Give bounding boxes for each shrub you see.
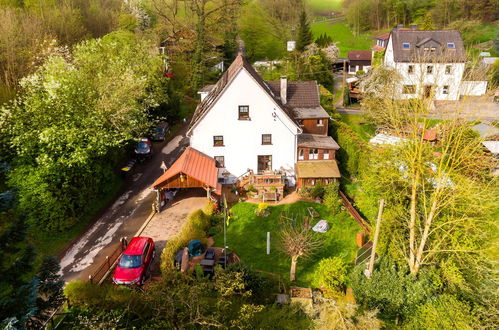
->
[323,181,341,214]
[313,257,347,296]
[161,207,211,271]
[258,203,268,211]
[310,183,325,199]
[247,184,256,192]
[299,187,311,197]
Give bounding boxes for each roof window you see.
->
[402,43,410,49]
[447,42,455,48]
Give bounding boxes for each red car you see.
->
[113,237,155,285]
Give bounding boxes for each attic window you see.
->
[430,47,436,52]
[447,42,455,48]
[402,43,410,49]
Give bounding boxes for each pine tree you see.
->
[36,256,64,313]
[296,10,313,51]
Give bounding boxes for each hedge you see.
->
[331,121,369,179]
[160,206,212,272]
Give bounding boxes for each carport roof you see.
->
[296,160,341,179]
[152,147,221,194]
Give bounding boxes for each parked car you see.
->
[113,237,155,285]
[135,138,152,158]
[151,122,170,142]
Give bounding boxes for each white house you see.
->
[187,54,340,192]
[384,29,468,101]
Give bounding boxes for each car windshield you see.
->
[137,142,149,150]
[118,254,142,268]
[154,127,164,133]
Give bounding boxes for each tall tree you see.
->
[296,9,313,52]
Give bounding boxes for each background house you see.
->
[348,51,372,74]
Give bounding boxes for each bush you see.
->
[313,257,347,296]
[161,207,211,271]
[350,257,442,321]
[310,183,325,199]
[298,187,311,197]
[323,181,341,214]
[224,263,276,304]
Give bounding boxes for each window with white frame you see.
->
[298,149,304,160]
[402,43,410,49]
[309,148,319,160]
[323,149,330,159]
[408,65,414,74]
[426,65,433,74]
[238,105,249,120]
[447,42,455,48]
[213,135,224,146]
[445,65,452,74]
[317,119,324,126]
[442,85,449,94]
[214,156,225,167]
[402,85,416,94]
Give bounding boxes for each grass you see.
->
[311,21,373,57]
[213,201,359,287]
[339,114,375,142]
[307,0,343,14]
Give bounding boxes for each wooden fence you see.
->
[339,190,371,234]
[88,237,128,284]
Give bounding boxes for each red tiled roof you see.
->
[152,147,221,194]
[348,51,372,61]
[372,45,385,51]
[374,32,390,40]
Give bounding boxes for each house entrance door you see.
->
[257,155,272,173]
[423,85,434,98]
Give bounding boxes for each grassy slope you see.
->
[213,201,359,287]
[339,114,375,142]
[307,0,343,13]
[311,21,373,57]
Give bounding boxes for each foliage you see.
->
[420,12,434,30]
[1,31,167,232]
[404,294,478,329]
[350,257,442,321]
[62,267,307,328]
[238,1,286,62]
[314,299,383,330]
[315,33,333,47]
[330,120,370,178]
[33,256,64,320]
[213,201,359,287]
[296,10,313,52]
[323,181,341,214]
[160,207,211,271]
[310,182,325,198]
[313,257,347,296]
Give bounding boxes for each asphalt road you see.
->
[58,124,190,283]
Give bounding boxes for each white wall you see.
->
[190,69,299,182]
[460,81,488,96]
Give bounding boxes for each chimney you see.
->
[280,76,287,104]
[410,24,418,31]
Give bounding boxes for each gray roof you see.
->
[198,84,215,93]
[266,81,321,108]
[298,134,340,149]
[391,30,466,63]
[472,123,499,139]
[292,107,330,119]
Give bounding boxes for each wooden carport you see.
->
[152,147,222,206]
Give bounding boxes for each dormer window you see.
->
[447,42,455,48]
[430,47,436,52]
[402,43,410,49]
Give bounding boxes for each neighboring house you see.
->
[188,54,340,196]
[372,25,415,52]
[348,51,372,74]
[384,29,468,101]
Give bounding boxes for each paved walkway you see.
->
[141,189,208,275]
[58,124,191,283]
[430,96,498,122]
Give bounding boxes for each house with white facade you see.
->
[384,29,470,101]
[186,54,340,200]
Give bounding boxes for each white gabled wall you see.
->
[190,69,299,183]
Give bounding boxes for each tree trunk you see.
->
[290,255,298,281]
[408,171,420,271]
[412,197,439,274]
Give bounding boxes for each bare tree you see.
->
[280,223,322,281]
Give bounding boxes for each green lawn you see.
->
[339,114,375,142]
[307,0,343,14]
[213,201,359,287]
[311,21,373,57]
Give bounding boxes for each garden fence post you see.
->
[267,232,270,255]
[366,199,384,278]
